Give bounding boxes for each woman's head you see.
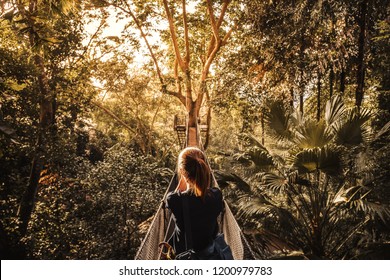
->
[178,147,211,200]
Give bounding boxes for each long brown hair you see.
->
[178,147,211,200]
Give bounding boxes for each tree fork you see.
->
[119,0,233,148]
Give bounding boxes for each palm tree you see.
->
[218,96,390,259]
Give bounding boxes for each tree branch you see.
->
[221,22,236,46]
[162,0,185,71]
[206,0,219,42]
[107,0,165,86]
[206,0,229,59]
[198,0,232,111]
[202,40,221,81]
[217,0,230,29]
[74,17,105,66]
[91,100,137,134]
[163,88,187,106]
[103,1,188,105]
[182,0,190,66]
[174,58,182,95]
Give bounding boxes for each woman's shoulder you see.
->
[166,191,186,209]
[210,186,222,194]
[209,187,222,200]
[167,191,179,202]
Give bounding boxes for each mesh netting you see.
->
[135,204,167,260]
[222,202,256,260]
[135,175,178,260]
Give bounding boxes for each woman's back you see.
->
[166,187,223,253]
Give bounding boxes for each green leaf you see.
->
[325,95,345,127]
[293,146,342,175]
[233,147,274,172]
[5,79,27,91]
[264,100,292,141]
[295,120,333,148]
[374,120,390,140]
[261,173,289,192]
[334,108,371,146]
[214,171,251,192]
[42,37,63,44]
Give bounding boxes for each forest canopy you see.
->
[0,0,389,260]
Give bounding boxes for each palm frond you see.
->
[261,172,289,193]
[351,200,390,224]
[334,107,372,146]
[325,95,345,127]
[233,147,274,172]
[288,171,312,187]
[237,195,307,247]
[333,185,390,223]
[237,195,275,217]
[293,146,343,176]
[290,108,304,127]
[269,153,288,168]
[374,120,390,139]
[295,120,333,148]
[238,133,268,150]
[264,100,293,141]
[317,146,344,176]
[214,171,251,193]
[333,185,366,204]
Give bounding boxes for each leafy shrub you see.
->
[26,144,172,259]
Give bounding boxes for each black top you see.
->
[166,187,223,253]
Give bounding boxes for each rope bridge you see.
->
[135,119,256,260]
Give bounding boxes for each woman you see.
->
[166,147,223,256]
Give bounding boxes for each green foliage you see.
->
[218,96,390,259]
[264,101,292,141]
[1,0,389,261]
[25,145,172,259]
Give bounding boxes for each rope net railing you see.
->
[135,121,256,260]
[135,174,178,260]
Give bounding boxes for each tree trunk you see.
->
[261,109,265,145]
[17,3,54,235]
[203,106,212,150]
[18,55,53,236]
[356,0,367,110]
[290,87,294,108]
[299,94,304,115]
[187,101,198,128]
[317,70,321,121]
[340,68,346,95]
[18,143,44,236]
[329,68,334,98]
[299,30,305,115]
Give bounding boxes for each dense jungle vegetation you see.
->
[1,0,389,259]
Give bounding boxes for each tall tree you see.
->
[4,0,78,235]
[100,0,236,146]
